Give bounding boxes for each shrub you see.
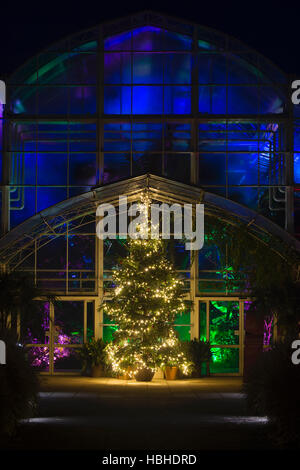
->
[0,329,39,438]
[78,338,107,375]
[183,339,212,377]
[244,337,300,448]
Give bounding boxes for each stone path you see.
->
[5,376,273,450]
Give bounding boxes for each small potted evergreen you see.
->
[161,343,185,380]
[78,338,106,377]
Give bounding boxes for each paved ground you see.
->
[4,376,273,451]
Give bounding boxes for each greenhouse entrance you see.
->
[25,300,95,375]
[198,299,244,376]
[4,173,292,378]
[24,297,244,376]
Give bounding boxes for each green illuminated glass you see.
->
[103,312,115,325]
[174,325,190,341]
[199,302,207,341]
[174,310,190,325]
[103,325,118,342]
[210,347,239,374]
[209,300,239,345]
[87,302,94,341]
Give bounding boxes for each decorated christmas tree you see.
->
[105,232,191,380]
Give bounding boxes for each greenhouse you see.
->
[0,11,300,375]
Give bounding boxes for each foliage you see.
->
[0,329,39,438]
[0,271,56,331]
[249,279,300,336]
[25,302,77,368]
[183,338,211,376]
[244,338,300,448]
[205,215,300,334]
[104,232,191,379]
[78,338,107,369]
[209,300,239,345]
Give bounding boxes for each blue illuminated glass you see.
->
[132,86,163,114]
[295,153,300,183]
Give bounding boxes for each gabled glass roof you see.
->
[0,174,299,272]
[8,11,287,90]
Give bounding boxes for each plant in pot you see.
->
[161,342,191,380]
[78,338,106,378]
[164,362,179,380]
[184,338,212,378]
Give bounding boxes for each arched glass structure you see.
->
[1,11,300,375]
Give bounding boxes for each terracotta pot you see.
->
[135,368,154,382]
[118,372,130,380]
[91,364,104,378]
[164,366,178,380]
[118,367,133,380]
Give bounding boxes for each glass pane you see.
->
[164,54,191,84]
[174,325,191,341]
[104,239,128,270]
[166,240,190,270]
[103,325,117,342]
[164,86,191,114]
[133,53,164,84]
[54,301,84,344]
[104,86,131,114]
[227,86,259,114]
[54,347,81,372]
[199,153,226,185]
[21,301,50,344]
[210,347,239,374]
[132,86,163,114]
[103,153,130,183]
[87,302,94,341]
[174,310,190,325]
[199,302,207,341]
[295,153,300,183]
[228,153,258,185]
[37,154,67,185]
[209,300,239,345]
[36,188,67,212]
[26,346,50,372]
[164,153,190,182]
[104,53,131,84]
[69,154,97,185]
[103,312,115,325]
[132,152,162,175]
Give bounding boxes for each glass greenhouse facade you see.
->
[1,11,300,375]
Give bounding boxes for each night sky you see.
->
[0,1,299,79]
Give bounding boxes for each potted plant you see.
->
[117,365,155,381]
[160,341,191,380]
[135,367,155,382]
[164,363,179,380]
[78,338,106,377]
[185,338,212,378]
[78,342,92,376]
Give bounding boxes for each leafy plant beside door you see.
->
[184,338,212,377]
[78,338,107,377]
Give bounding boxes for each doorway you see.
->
[198,299,244,375]
[24,300,94,375]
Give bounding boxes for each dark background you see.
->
[0,0,299,78]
